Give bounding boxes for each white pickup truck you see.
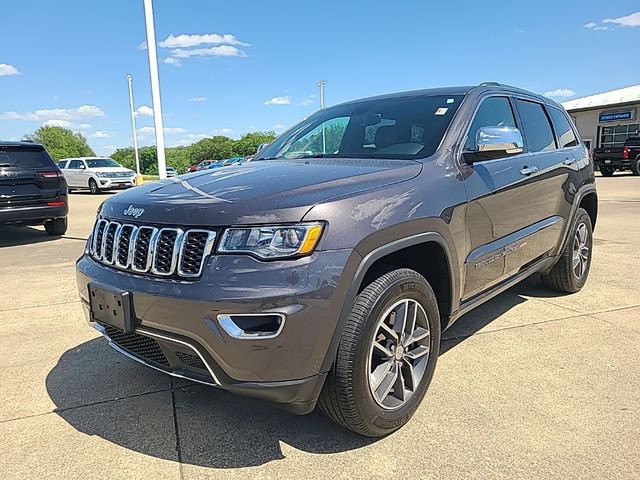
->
[57,157,136,194]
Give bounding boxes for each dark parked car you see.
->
[76,83,597,436]
[593,137,640,176]
[0,141,68,235]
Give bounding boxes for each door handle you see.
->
[520,165,539,176]
[563,157,576,166]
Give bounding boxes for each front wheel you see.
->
[319,268,441,437]
[88,178,100,194]
[599,166,615,177]
[541,208,593,293]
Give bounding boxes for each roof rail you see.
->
[479,81,502,87]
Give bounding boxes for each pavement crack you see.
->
[170,379,185,479]
[0,387,172,425]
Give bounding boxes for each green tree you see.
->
[188,136,235,164]
[232,131,276,157]
[27,126,94,160]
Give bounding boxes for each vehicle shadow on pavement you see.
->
[46,276,551,468]
[0,225,86,247]
[440,276,547,354]
[46,340,376,468]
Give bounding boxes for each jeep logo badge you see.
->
[123,205,145,219]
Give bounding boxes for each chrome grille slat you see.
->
[89,218,214,279]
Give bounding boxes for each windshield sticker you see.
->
[435,107,448,115]
[446,98,455,104]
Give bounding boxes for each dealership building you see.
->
[562,84,640,154]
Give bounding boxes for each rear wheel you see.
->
[318,268,441,437]
[44,217,67,236]
[599,166,615,177]
[88,178,100,194]
[631,159,640,176]
[541,208,592,293]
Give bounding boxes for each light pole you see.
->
[143,0,167,179]
[126,74,141,179]
[317,80,326,109]
[317,81,327,153]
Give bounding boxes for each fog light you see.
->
[217,313,285,339]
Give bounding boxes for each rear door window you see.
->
[0,146,56,169]
[549,107,579,148]
[57,160,68,169]
[515,99,557,153]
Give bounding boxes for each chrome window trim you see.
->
[177,230,216,278]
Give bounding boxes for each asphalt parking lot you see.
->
[1,175,639,480]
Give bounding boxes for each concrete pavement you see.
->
[1,177,639,479]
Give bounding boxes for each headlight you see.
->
[218,223,323,259]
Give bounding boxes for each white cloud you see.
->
[43,119,72,128]
[264,96,292,106]
[138,41,147,50]
[136,126,186,138]
[169,45,246,59]
[544,88,576,98]
[188,96,207,102]
[89,131,111,139]
[0,64,20,76]
[585,11,640,30]
[0,104,104,121]
[272,123,286,131]
[158,33,249,49]
[135,105,154,117]
[297,94,316,107]
[213,128,233,135]
[603,11,640,27]
[163,57,181,67]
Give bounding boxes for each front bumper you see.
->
[76,248,355,413]
[0,203,68,225]
[97,178,135,189]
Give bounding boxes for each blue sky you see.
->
[1,0,639,155]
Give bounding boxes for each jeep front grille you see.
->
[90,219,216,278]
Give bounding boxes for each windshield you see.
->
[0,146,55,169]
[86,158,121,168]
[256,94,464,161]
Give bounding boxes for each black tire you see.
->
[599,166,615,177]
[318,268,441,437]
[44,217,67,236]
[88,178,100,194]
[631,159,640,176]
[541,208,592,293]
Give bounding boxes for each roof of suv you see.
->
[0,140,45,148]
[334,83,562,109]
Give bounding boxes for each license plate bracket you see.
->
[88,282,134,333]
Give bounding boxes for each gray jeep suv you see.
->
[76,83,597,436]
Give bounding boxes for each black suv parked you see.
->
[0,141,68,235]
[76,83,597,436]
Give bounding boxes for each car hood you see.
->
[99,158,421,226]
[89,167,133,174]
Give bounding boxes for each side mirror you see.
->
[464,126,524,163]
[79,164,86,170]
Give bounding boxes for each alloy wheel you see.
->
[572,223,590,279]
[367,298,430,410]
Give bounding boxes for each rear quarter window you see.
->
[0,146,56,169]
[549,107,579,149]
[57,160,68,169]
